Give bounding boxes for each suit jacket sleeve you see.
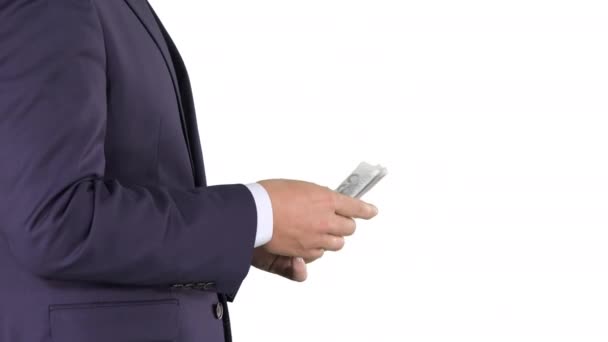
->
[0,0,256,297]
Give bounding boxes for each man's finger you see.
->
[334,193,378,219]
[329,216,357,236]
[270,256,307,282]
[289,257,307,282]
[303,249,325,263]
[319,235,345,252]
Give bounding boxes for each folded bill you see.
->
[336,162,387,198]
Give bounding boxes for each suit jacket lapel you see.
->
[123,0,196,180]
[146,5,207,187]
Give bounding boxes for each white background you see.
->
[150,1,608,341]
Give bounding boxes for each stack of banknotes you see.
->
[336,162,388,198]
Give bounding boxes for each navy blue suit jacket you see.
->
[0,1,257,341]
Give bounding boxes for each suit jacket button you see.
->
[214,302,224,320]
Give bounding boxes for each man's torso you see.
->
[0,1,230,341]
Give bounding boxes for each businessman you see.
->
[0,1,378,341]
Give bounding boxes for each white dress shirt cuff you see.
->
[245,183,274,248]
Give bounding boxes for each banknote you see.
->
[336,162,387,198]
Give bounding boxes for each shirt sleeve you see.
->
[245,183,274,247]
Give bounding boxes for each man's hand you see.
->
[257,179,378,263]
[252,248,307,282]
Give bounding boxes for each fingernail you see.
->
[296,257,305,264]
[368,204,378,215]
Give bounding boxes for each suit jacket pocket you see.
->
[49,299,179,342]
